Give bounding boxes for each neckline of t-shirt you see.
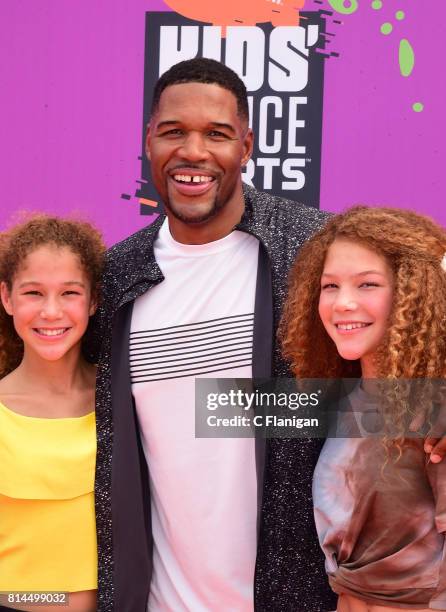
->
[351,381,381,409]
[158,218,254,256]
[0,400,95,421]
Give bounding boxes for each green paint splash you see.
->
[328,0,421,112]
[399,38,415,76]
[327,0,359,15]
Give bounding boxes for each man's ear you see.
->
[0,282,13,316]
[145,122,152,161]
[241,128,254,167]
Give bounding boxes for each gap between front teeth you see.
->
[173,175,213,183]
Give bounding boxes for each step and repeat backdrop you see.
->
[0,0,443,245]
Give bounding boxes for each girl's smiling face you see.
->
[0,245,96,363]
[318,239,394,378]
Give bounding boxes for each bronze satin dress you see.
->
[313,386,446,610]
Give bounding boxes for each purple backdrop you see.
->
[0,0,444,245]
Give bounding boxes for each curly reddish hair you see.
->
[0,214,105,378]
[279,206,446,447]
[279,206,446,380]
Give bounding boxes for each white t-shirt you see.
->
[130,219,259,612]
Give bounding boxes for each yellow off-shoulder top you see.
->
[0,401,97,591]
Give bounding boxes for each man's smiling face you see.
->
[146,82,253,242]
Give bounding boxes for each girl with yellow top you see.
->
[0,216,105,612]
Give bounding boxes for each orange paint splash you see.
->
[164,0,306,33]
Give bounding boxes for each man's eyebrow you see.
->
[209,122,236,134]
[156,120,180,129]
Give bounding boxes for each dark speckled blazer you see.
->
[91,185,337,612]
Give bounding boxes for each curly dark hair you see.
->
[0,214,105,377]
[279,206,446,447]
[151,58,249,122]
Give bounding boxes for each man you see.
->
[93,58,337,612]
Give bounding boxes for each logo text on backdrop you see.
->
[137,12,325,213]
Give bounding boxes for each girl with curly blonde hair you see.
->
[0,215,105,612]
[279,206,446,612]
